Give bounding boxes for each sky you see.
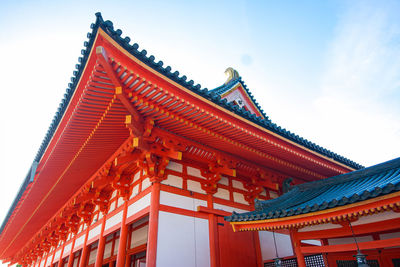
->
[0,0,400,264]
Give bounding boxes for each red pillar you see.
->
[43,252,49,267]
[67,236,76,267]
[59,241,66,267]
[116,201,129,267]
[291,230,306,267]
[207,194,219,267]
[50,246,57,267]
[78,226,90,267]
[94,215,107,267]
[146,182,161,267]
[253,232,263,267]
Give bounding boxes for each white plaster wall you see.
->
[259,231,293,260]
[156,211,210,267]
[380,231,400,240]
[187,166,205,179]
[187,180,205,194]
[88,224,101,240]
[302,240,322,246]
[233,192,248,204]
[117,196,124,208]
[133,171,141,183]
[105,211,123,231]
[232,180,245,190]
[53,248,62,262]
[127,192,151,217]
[63,243,72,257]
[166,161,183,172]
[219,176,229,186]
[214,188,230,200]
[142,177,151,190]
[130,184,139,198]
[159,191,207,211]
[74,234,85,249]
[328,236,373,245]
[131,225,148,248]
[161,174,183,188]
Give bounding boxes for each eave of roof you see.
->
[1,12,363,236]
[226,157,400,224]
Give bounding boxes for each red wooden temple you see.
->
[0,13,382,267]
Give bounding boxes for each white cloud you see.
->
[314,1,400,166]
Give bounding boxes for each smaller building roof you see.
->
[226,157,400,223]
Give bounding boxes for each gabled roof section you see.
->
[226,157,400,223]
[211,68,266,119]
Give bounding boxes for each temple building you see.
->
[1,13,395,267]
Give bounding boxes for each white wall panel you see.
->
[214,188,229,200]
[259,231,293,260]
[187,166,205,179]
[328,236,373,245]
[302,240,322,246]
[219,176,229,186]
[161,174,183,188]
[142,177,151,190]
[232,180,245,190]
[380,231,400,240]
[133,171,141,183]
[233,192,248,204]
[156,211,210,267]
[166,161,183,172]
[63,243,72,257]
[187,180,205,194]
[88,224,101,240]
[74,234,85,249]
[105,211,122,231]
[127,193,151,217]
[160,191,206,211]
[53,248,61,262]
[130,184,139,199]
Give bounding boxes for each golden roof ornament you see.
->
[224,67,239,85]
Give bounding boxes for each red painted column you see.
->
[50,246,57,267]
[59,241,66,267]
[207,194,219,267]
[291,230,306,267]
[94,215,107,267]
[78,226,91,267]
[253,231,263,267]
[115,201,129,267]
[67,236,77,267]
[146,182,161,267]
[43,252,49,267]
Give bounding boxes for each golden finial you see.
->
[224,67,239,85]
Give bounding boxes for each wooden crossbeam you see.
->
[96,46,144,135]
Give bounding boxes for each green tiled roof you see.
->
[226,157,400,223]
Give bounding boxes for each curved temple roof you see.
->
[226,157,400,223]
[1,13,362,236]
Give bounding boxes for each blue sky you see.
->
[0,1,400,262]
